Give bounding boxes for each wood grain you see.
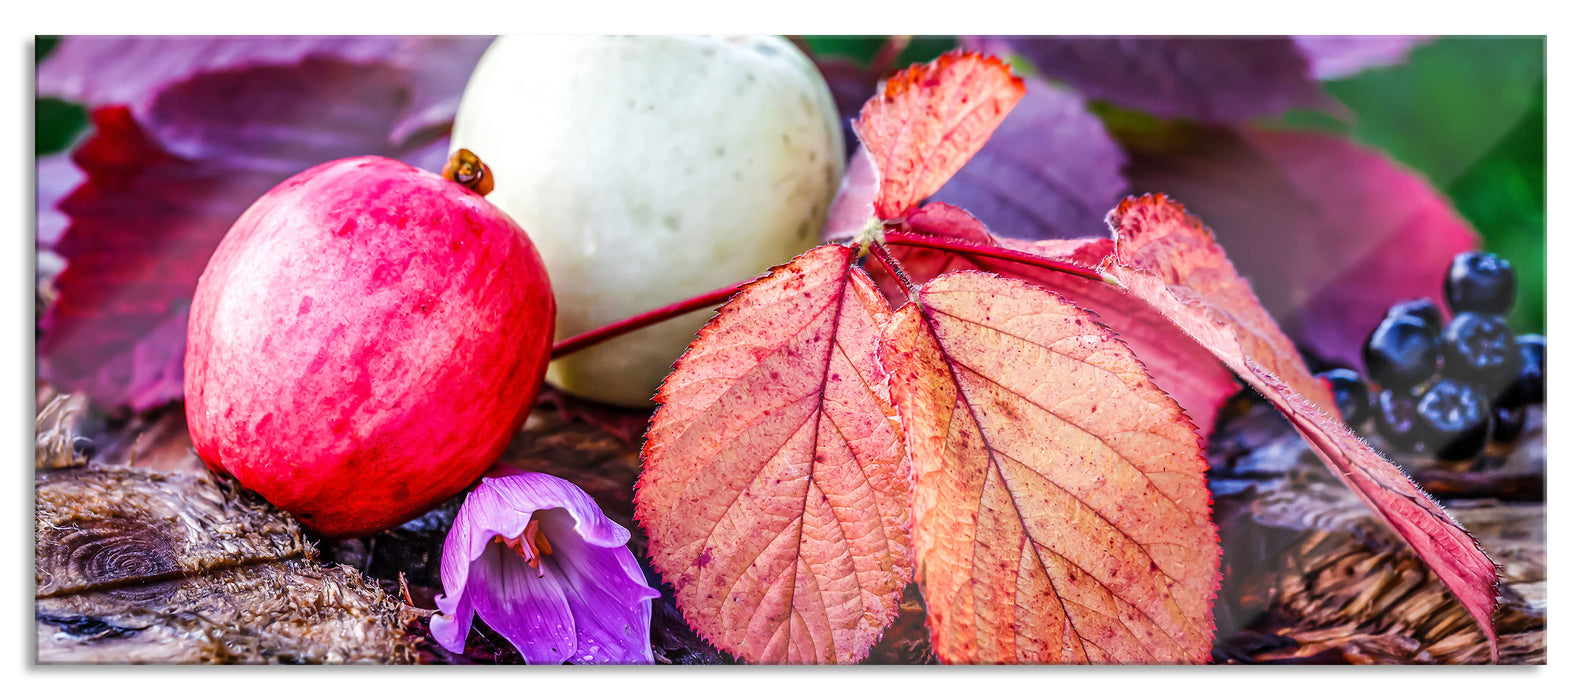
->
[34,400,421,664]
[1208,398,1545,664]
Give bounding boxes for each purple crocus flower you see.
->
[430,471,659,664]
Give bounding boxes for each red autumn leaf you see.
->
[855,50,1025,219]
[879,271,1220,664]
[635,244,911,664]
[1125,127,1479,372]
[876,203,1238,436]
[1100,195,1500,659]
[885,201,1100,295]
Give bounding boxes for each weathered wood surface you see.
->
[36,394,94,470]
[37,560,416,664]
[34,393,423,664]
[1207,394,1546,664]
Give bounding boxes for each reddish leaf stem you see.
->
[882,230,1105,282]
[868,242,919,301]
[549,282,745,360]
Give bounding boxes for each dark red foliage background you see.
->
[36,37,491,410]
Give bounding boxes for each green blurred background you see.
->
[35,37,85,156]
[35,35,1544,335]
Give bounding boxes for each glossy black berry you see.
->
[1384,297,1444,338]
[1492,404,1527,444]
[1364,315,1442,390]
[1415,378,1491,461]
[1444,251,1515,315]
[1374,387,1422,453]
[1442,312,1520,392]
[1496,334,1546,408]
[1318,368,1374,429]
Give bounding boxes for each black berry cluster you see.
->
[1320,251,1545,462]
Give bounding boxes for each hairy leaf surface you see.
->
[855,50,1024,219]
[1100,195,1499,658]
[636,244,911,664]
[877,204,1238,436]
[880,271,1220,664]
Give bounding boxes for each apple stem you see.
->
[443,149,495,196]
[868,242,919,301]
[550,282,746,360]
[882,231,1105,282]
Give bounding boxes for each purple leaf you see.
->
[927,80,1126,241]
[39,36,395,107]
[810,55,881,159]
[1124,126,1480,371]
[37,38,489,410]
[141,58,413,168]
[967,36,1335,123]
[1293,36,1432,80]
[37,35,491,146]
[819,146,878,243]
[37,154,81,250]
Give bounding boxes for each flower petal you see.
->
[470,541,579,664]
[484,472,631,548]
[432,471,659,663]
[437,480,536,596]
[429,580,477,653]
[539,510,660,664]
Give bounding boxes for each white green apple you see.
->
[451,35,845,407]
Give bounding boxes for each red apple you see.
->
[184,155,555,537]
